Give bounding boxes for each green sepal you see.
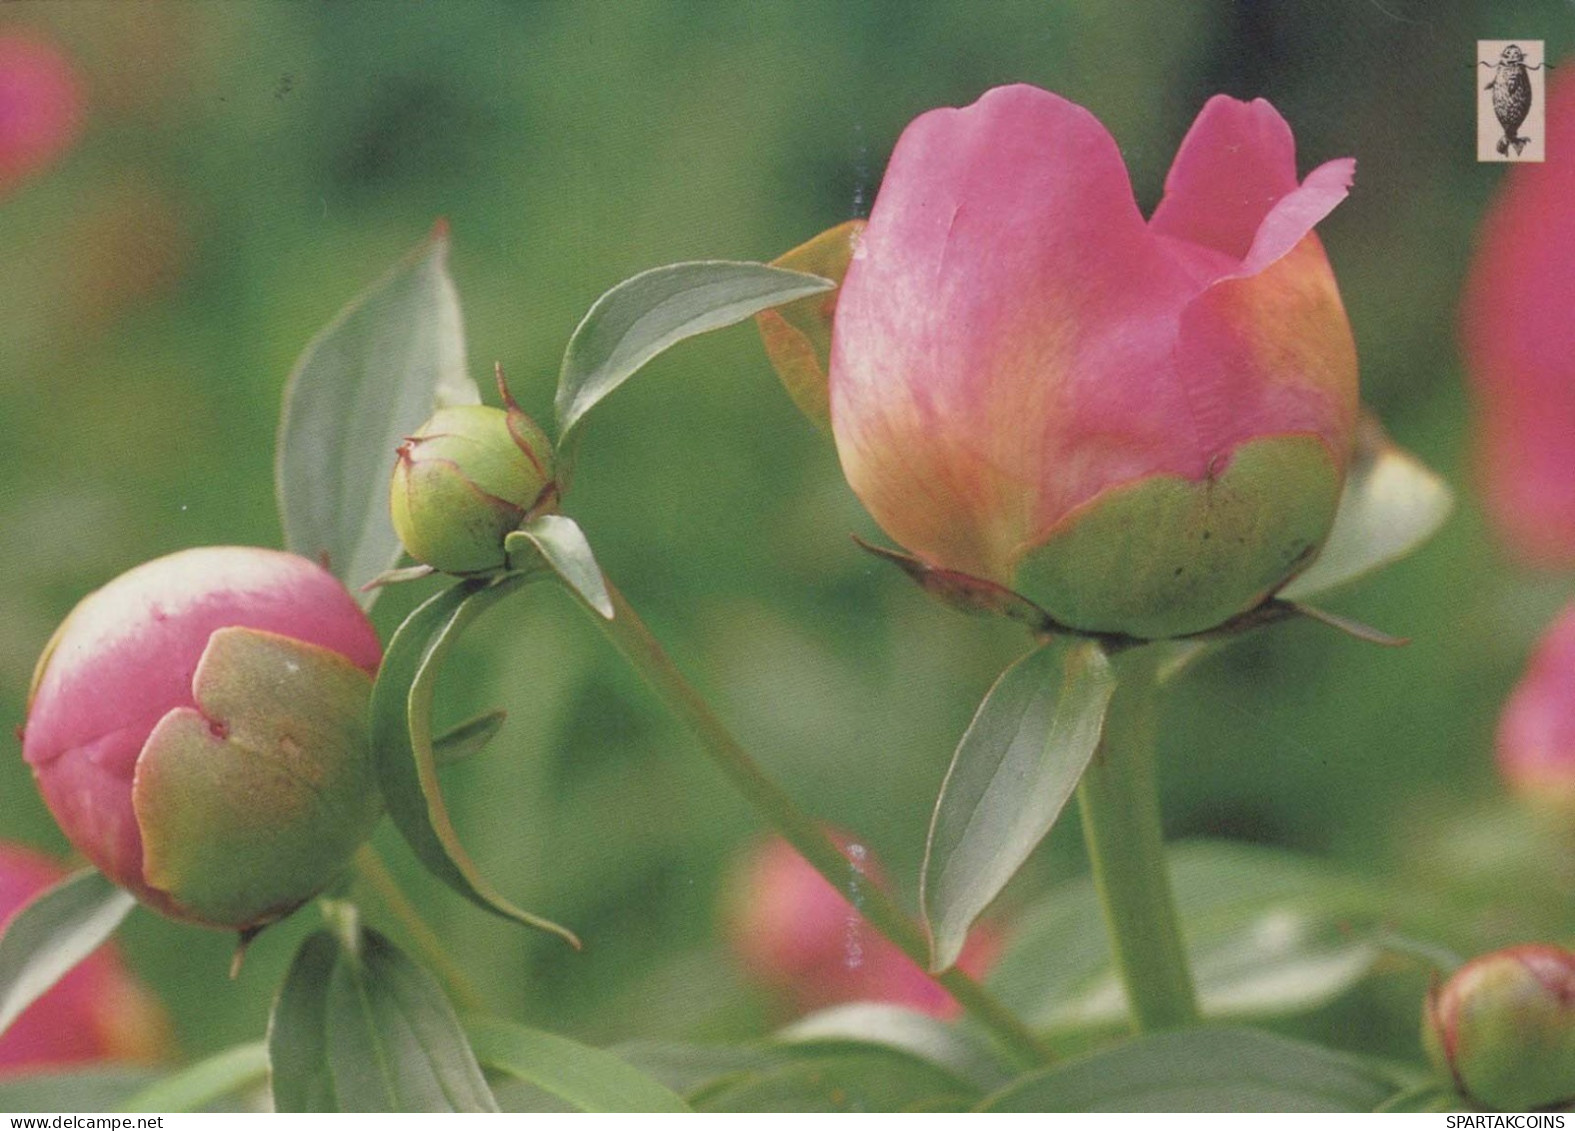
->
[1016,435,1342,640]
[504,515,613,619]
[133,628,380,928]
[754,220,865,430]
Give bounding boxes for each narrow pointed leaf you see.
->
[326,929,498,1112]
[555,261,833,444]
[371,577,579,946]
[432,709,507,766]
[465,1016,691,1113]
[922,641,1116,972]
[0,868,135,1038]
[120,1042,268,1114]
[268,930,340,1112]
[978,1028,1398,1112]
[277,224,480,604]
[1279,418,1452,600]
[505,516,613,619]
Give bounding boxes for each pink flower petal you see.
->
[833,84,1199,581]
[1150,95,1301,262]
[0,32,83,195]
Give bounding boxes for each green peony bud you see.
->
[1424,944,1575,1111]
[389,374,555,575]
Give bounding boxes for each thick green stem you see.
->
[1076,650,1199,1033]
[590,580,1049,1069]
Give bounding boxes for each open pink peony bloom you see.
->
[1498,600,1575,806]
[23,547,384,929]
[0,31,83,197]
[1462,63,1575,566]
[832,85,1359,638]
[0,842,169,1078]
[727,835,998,1018]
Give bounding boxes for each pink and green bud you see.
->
[389,394,555,575]
[0,31,82,198]
[1498,601,1575,808]
[1462,64,1575,566]
[830,85,1358,639]
[0,843,170,1077]
[1424,944,1575,1111]
[21,547,384,931]
[725,835,998,1019]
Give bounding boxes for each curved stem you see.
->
[1075,650,1199,1032]
[589,580,1049,1069]
[352,844,484,1013]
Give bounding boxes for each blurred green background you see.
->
[2,0,1572,1075]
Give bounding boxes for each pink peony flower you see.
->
[0,842,168,1078]
[0,31,83,196]
[22,547,384,929]
[1497,600,1575,806]
[1462,63,1575,565]
[727,835,998,1018]
[831,85,1359,638]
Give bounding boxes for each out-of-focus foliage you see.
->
[1,0,1570,1077]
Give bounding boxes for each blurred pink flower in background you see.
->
[0,843,168,1078]
[1462,62,1575,566]
[0,30,83,197]
[1498,600,1575,807]
[726,835,999,1018]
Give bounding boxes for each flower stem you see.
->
[590,580,1049,1069]
[352,843,484,1012]
[1075,649,1199,1032]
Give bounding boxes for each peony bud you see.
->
[830,85,1358,639]
[1462,63,1575,566]
[0,843,169,1078]
[389,394,555,575]
[0,32,83,197]
[1423,944,1575,1111]
[726,835,997,1018]
[1497,601,1575,807]
[21,547,384,930]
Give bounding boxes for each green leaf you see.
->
[921,640,1116,971]
[268,930,339,1112]
[276,224,480,604]
[120,1042,269,1114]
[465,1016,691,1112]
[0,867,136,1038]
[989,840,1387,1030]
[325,928,498,1112]
[432,709,507,766]
[504,515,613,619]
[1279,418,1453,600]
[979,1028,1399,1112]
[779,1004,1014,1093]
[695,1048,979,1113]
[554,261,833,446]
[0,1069,157,1112]
[371,577,579,945]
